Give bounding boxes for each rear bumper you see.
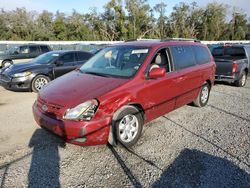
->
[215,73,240,82]
[32,102,112,146]
[215,75,235,82]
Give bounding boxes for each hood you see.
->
[0,51,14,58]
[3,62,46,74]
[0,53,7,59]
[39,70,129,107]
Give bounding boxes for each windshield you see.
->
[80,46,150,78]
[32,52,59,64]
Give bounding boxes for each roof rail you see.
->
[161,38,200,43]
[125,38,160,42]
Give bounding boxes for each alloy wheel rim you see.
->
[4,62,11,67]
[201,86,209,104]
[35,77,48,91]
[118,114,139,143]
[241,74,246,86]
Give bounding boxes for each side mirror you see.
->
[148,67,166,79]
[14,51,19,54]
[55,60,64,66]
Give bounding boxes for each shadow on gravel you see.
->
[152,148,250,187]
[0,152,32,188]
[107,144,143,188]
[208,105,250,123]
[163,116,250,169]
[28,129,65,188]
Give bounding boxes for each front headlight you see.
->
[12,71,32,78]
[63,99,98,121]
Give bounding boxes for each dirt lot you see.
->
[0,82,250,187]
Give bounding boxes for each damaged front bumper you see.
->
[32,102,112,146]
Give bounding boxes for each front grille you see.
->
[37,97,65,118]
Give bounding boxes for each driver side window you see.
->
[149,48,171,73]
[19,46,29,54]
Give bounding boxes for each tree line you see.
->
[0,0,249,41]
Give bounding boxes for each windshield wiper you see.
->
[83,71,110,77]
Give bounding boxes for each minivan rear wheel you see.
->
[31,75,51,93]
[112,106,143,148]
[193,83,210,107]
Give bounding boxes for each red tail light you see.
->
[232,62,238,73]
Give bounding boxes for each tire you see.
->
[235,71,247,87]
[193,83,210,107]
[112,106,143,148]
[31,75,51,93]
[2,60,13,68]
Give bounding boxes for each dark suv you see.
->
[0,44,51,68]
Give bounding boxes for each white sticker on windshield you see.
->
[52,54,59,56]
[132,49,148,54]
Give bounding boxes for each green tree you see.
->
[105,0,127,40]
[201,3,228,40]
[0,9,9,40]
[33,10,54,40]
[169,2,191,38]
[67,10,92,40]
[4,8,35,40]
[230,11,248,40]
[125,0,153,39]
[53,11,68,40]
[154,2,167,38]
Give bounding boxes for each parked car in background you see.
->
[212,45,250,87]
[33,40,215,148]
[0,50,93,92]
[0,44,52,68]
[90,47,105,54]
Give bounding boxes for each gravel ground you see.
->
[0,81,249,188]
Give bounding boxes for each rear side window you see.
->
[59,53,75,63]
[193,46,211,65]
[29,46,39,53]
[171,46,196,70]
[77,52,93,61]
[40,45,50,53]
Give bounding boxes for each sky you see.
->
[0,0,249,17]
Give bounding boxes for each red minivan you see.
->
[33,40,215,147]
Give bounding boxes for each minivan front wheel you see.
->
[112,106,143,148]
[31,75,51,93]
[193,83,210,107]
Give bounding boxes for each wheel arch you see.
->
[108,103,145,146]
[206,79,212,88]
[244,68,248,75]
[1,59,13,66]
